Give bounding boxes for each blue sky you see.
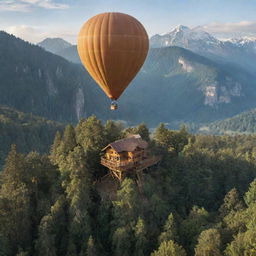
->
[1,0,256,43]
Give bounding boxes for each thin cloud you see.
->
[0,0,69,12]
[4,25,76,44]
[202,21,256,38]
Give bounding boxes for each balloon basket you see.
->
[110,101,118,110]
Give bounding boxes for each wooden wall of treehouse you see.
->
[105,147,148,163]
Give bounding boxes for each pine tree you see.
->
[35,215,57,256]
[134,217,148,256]
[112,226,132,256]
[62,124,77,154]
[2,144,27,184]
[151,240,187,256]
[65,146,92,254]
[219,188,244,218]
[135,123,150,142]
[105,120,123,143]
[244,179,256,207]
[0,183,31,255]
[50,131,62,165]
[113,178,139,227]
[158,213,178,244]
[86,236,98,256]
[195,228,222,256]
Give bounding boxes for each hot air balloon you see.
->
[77,12,149,110]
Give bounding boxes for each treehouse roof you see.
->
[102,134,148,153]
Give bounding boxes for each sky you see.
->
[1,0,256,44]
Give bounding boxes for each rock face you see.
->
[178,57,193,72]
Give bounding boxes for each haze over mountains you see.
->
[1,25,256,130]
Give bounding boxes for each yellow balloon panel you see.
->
[77,12,149,100]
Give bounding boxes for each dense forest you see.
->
[0,116,256,256]
[197,108,256,135]
[0,105,64,167]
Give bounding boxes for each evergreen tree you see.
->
[158,213,178,244]
[35,215,57,256]
[112,226,132,256]
[2,144,27,184]
[225,229,256,256]
[195,229,222,256]
[113,178,139,227]
[36,196,68,256]
[135,123,150,142]
[151,240,187,256]
[180,206,210,254]
[219,188,244,218]
[50,131,62,165]
[86,236,98,256]
[65,146,92,254]
[134,217,148,256]
[62,124,77,154]
[0,183,31,255]
[244,179,256,207]
[76,116,105,152]
[105,120,123,143]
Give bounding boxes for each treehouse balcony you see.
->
[101,155,161,172]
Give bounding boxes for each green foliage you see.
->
[112,226,133,256]
[0,106,64,167]
[194,228,222,256]
[244,179,256,206]
[86,236,98,256]
[154,123,189,154]
[200,109,256,135]
[1,117,256,256]
[225,229,256,256]
[151,240,187,256]
[158,213,178,244]
[219,188,244,218]
[134,217,148,256]
[180,206,211,254]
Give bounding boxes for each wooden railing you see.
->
[101,156,161,172]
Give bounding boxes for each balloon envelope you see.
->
[77,12,149,100]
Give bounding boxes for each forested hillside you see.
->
[1,116,256,256]
[197,108,256,134]
[36,35,256,126]
[0,105,64,166]
[0,31,109,123]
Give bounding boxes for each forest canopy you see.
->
[0,116,256,256]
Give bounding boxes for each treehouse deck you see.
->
[101,155,161,180]
[100,134,161,181]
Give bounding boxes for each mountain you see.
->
[1,31,256,128]
[0,31,109,123]
[196,108,256,135]
[57,45,81,63]
[0,105,64,166]
[226,36,256,54]
[150,26,256,74]
[150,25,222,53]
[38,38,72,54]
[116,46,256,126]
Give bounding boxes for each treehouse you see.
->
[101,134,161,181]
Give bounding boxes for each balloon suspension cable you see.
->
[110,100,118,110]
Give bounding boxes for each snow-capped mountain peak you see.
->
[150,25,220,50]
